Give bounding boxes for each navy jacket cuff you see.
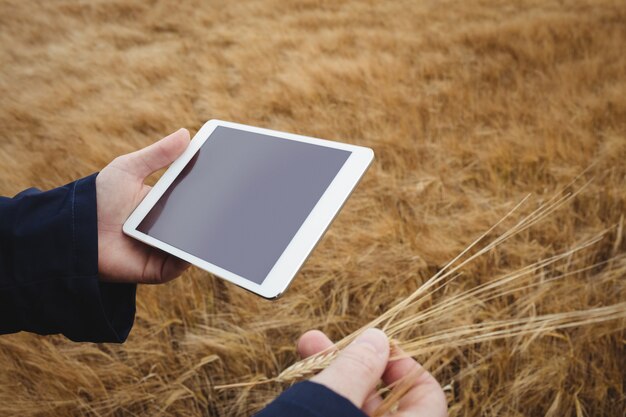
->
[73,174,136,342]
[0,173,136,343]
[254,381,366,417]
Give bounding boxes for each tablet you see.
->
[123,120,374,299]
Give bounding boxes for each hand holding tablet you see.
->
[123,120,374,298]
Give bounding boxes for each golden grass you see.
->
[0,0,625,416]
[216,188,624,392]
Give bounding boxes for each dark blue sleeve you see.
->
[0,173,136,343]
[255,381,366,417]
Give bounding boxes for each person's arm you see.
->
[255,329,448,417]
[0,174,136,342]
[255,381,367,417]
[0,128,190,342]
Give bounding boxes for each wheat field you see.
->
[0,0,625,416]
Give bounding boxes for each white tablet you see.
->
[123,120,374,299]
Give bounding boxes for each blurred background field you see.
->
[0,0,624,416]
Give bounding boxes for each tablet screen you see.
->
[137,126,351,285]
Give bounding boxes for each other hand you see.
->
[298,328,447,417]
[96,128,191,284]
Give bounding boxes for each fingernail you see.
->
[354,328,388,358]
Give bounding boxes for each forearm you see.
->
[0,174,136,342]
[254,381,366,417]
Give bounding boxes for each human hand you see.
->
[298,329,447,417]
[96,128,191,284]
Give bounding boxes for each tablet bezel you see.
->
[123,119,374,299]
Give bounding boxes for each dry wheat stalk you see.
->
[215,182,625,394]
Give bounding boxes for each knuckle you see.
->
[111,154,130,167]
[112,154,128,164]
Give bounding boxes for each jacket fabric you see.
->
[0,174,364,417]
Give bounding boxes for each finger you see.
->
[119,128,190,179]
[160,255,190,283]
[311,328,389,408]
[382,348,447,417]
[297,330,334,358]
[140,248,189,284]
[299,331,385,415]
[361,391,384,416]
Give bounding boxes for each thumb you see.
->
[119,128,190,179]
[311,328,389,408]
